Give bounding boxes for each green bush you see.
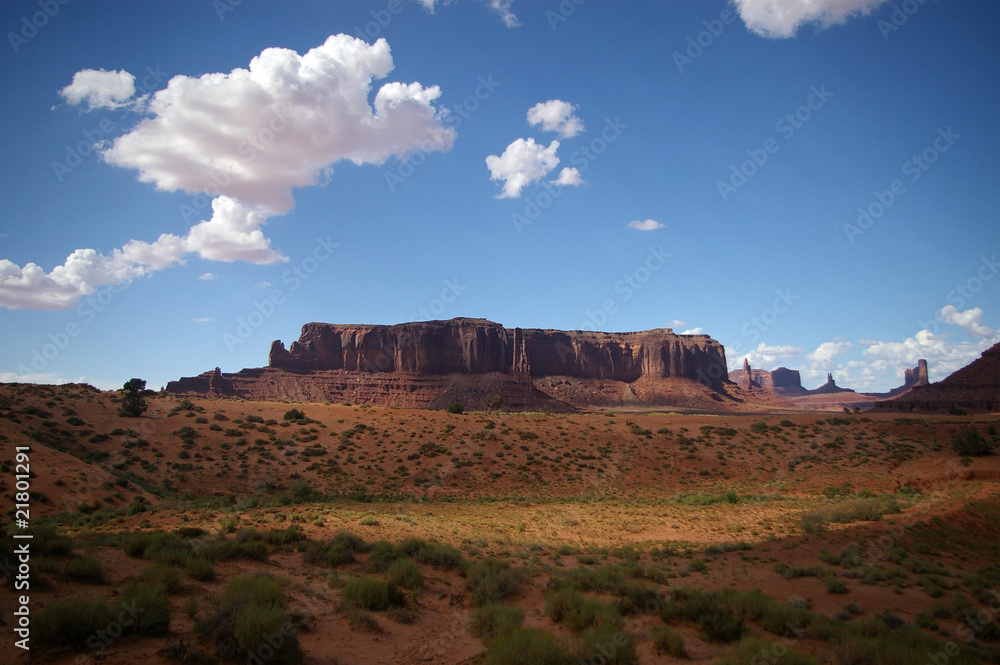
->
[487,627,568,665]
[466,558,524,606]
[121,582,172,636]
[185,556,216,581]
[951,429,993,456]
[341,575,402,611]
[386,557,423,591]
[545,587,621,633]
[401,538,465,569]
[366,540,401,572]
[468,603,525,646]
[573,624,637,665]
[650,625,686,657]
[35,597,111,649]
[64,556,104,583]
[447,402,465,414]
[825,577,849,594]
[141,564,183,594]
[196,575,300,664]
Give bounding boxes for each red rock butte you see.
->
[166,318,750,411]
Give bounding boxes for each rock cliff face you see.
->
[875,343,1000,413]
[168,318,736,410]
[267,318,727,385]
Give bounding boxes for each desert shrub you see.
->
[573,624,637,665]
[545,587,621,633]
[714,636,817,665]
[650,625,686,657]
[365,540,402,572]
[951,429,993,456]
[122,532,155,557]
[466,558,525,606]
[826,577,849,594]
[35,597,111,649]
[386,557,423,591]
[468,603,525,646]
[403,539,465,569]
[834,624,979,665]
[341,575,403,611]
[30,524,73,556]
[487,627,568,665]
[283,408,306,421]
[447,402,465,414]
[176,526,206,539]
[141,564,183,594]
[304,532,367,568]
[185,556,216,581]
[121,582,172,636]
[196,575,300,664]
[64,556,104,583]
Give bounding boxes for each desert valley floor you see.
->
[2,383,1000,664]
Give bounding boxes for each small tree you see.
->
[482,394,504,413]
[951,429,993,456]
[447,402,465,414]
[120,378,149,417]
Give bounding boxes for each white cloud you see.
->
[417,0,518,26]
[939,305,996,338]
[729,342,803,370]
[104,35,454,214]
[0,196,285,310]
[198,272,218,281]
[680,327,704,335]
[255,281,272,289]
[732,0,890,38]
[807,339,853,367]
[193,317,214,323]
[667,319,687,329]
[627,219,665,232]
[526,100,584,138]
[551,167,584,187]
[485,138,560,198]
[60,69,136,110]
[863,328,1000,382]
[3,35,451,310]
[0,371,80,385]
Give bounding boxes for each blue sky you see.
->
[1,0,998,393]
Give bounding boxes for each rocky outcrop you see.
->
[875,343,1000,413]
[727,365,807,396]
[168,318,740,410]
[810,373,853,395]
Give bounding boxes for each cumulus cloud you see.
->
[732,0,890,38]
[527,100,584,138]
[198,272,218,281]
[627,219,665,232]
[667,319,688,329]
[104,35,454,214]
[3,35,452,310]
[807,339,853,367]
[60,69,136,110]
[551,167,584,187]
[0,196,284,309]
[680,327,704,335]
[485,138,560,198]
[939,305,996,338]
[729,342,803,369]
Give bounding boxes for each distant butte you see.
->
[166,318,779,412]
